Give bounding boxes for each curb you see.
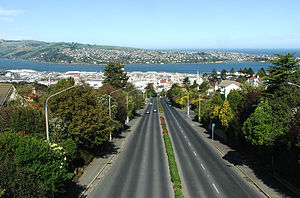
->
[80,108,146,197]
[176,106,272,198]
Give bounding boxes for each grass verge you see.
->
[160,114,184,198]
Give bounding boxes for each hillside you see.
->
[0,39,138,64]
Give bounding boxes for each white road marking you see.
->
[193,151,197,156]
[188,142,191,146]
[212,183,220,194]
[201,163,205,170]
[184,135,187,139]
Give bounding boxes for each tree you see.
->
[145,83,156,97]
[242,99,277,146]
[50,77,74,94]
[266,53,298,94]
[103,62,129,89]
[247,67,254,77]
[230,68,235,75]
[210,68,218,82]
[48,85,114,150]
[227,89,243,113]
[9,107,45,139]
[218,99,234,129]
[221,69,227,80]
[183,77,190,86]
[257,68,267,78]
[0,132,71,194]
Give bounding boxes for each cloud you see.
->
[0,7,24,22]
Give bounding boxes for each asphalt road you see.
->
[88,98,173,198]
[160,98,265,198]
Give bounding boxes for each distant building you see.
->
[217,80,241,98]
[0,83,16,107]
[247,76,265,87]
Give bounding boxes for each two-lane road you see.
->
[88,98,173,198]
[161,98,265,198]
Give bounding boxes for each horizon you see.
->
[1,0,300,49]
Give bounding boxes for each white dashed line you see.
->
[201,163,205,170]
[193,151,197,156]
[188,142,191,146]
[184,135,187,139]
[212,183,220,194]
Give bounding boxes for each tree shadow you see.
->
[61,182,87,198]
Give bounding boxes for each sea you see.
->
[0,49,298,74]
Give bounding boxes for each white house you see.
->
[217,80,241,98]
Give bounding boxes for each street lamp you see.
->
[108,87,124,141]
[45,83,82,143]
[287,82,300,88]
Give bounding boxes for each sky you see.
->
[0,0,300,49]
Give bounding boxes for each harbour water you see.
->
[0,58,273,74]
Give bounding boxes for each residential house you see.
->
[217,80,241,98]
[0,83,15,107]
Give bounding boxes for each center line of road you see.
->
[212,183,220,194]
[184,135,187,139]
[188,142,191,146]
[193,151,197,156]
[201,163,205,170]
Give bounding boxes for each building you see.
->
[0,83,15,107]
[217,80,241,98]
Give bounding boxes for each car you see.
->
[153,109,157,113]
[146,111,150,114]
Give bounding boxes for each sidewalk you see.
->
[66,109,144,198]
[177,107,299,198]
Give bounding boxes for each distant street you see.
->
[88,98,173,198]
[160,98,265,198]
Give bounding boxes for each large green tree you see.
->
[0,133,71,195]
[103,62,129,89]
[48,85,114,150]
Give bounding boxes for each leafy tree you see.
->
[0,133,71,194]
[103,61,129,89]
[198,81,210,94]
[9,107,45,139]
[242,99,277,146]
[218,99,234,129]
[145,83,157,97]
[0,159,47,198]
[50,77,74,94]
[236,75,247,83]
[48,85,114,150]
[0,107,13,134]
[227,89,243,113]
[183,77,190,86]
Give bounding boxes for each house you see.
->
[248,76,265,87]
[0,83,16,107]
[217,80,241,98]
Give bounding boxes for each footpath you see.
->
[66,109,144,198]
[178,107,300,198]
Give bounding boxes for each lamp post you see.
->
[182,88,190,116]
[198,93,201,122]
[287,82,300,88]
[45,84,81,143]
[108,88,124,141]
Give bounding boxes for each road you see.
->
[160,98,265,198]
[87,98,173,198]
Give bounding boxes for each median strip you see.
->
[159,99,184,198]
